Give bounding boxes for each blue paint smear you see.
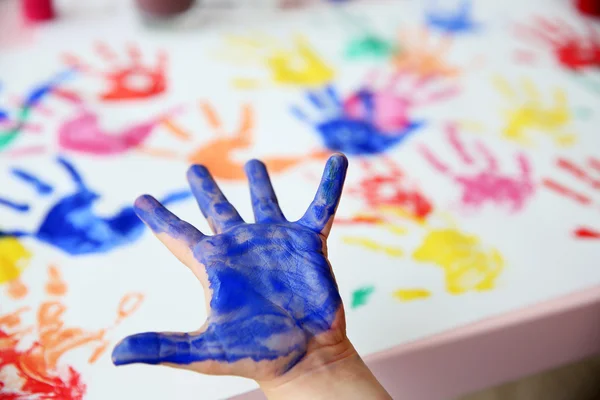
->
[11,168,54,195]
[0,156,191,256]
[112,155,348,371]
[292,85,424,155]
[425,0,480,34]
[0,69,76,146]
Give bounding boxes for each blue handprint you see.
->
[292,85,423,156]
[0,156,191,256]
[425,0,480,34]
[112,155,348,377]
[0,70,75,152]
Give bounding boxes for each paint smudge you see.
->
[0,266,143,399]
[63,43,167,101]
[425,0,480,34]
[343,236,403,257]
[574,227,600,239]
[351,286,375,309]
[349,157,433,220]
[292,71,456,155]
[335,11,397,60]
[0,237,31,299]
[393,288,431,302]
[218,35,334,89]
[514,17,600,72]
[394,28,461,78]
[112,155,347,375]
[144,103,329,180]
[0,156,191,256]
[413,228,504,295]
[420,123,534,213]
[0,70,74,154]
[493,76,576,147]
[543,157,600,239]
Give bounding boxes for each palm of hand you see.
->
[112,155,348,380]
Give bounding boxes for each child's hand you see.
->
[111,154,350,383]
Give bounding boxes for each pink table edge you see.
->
[234,285,600,400]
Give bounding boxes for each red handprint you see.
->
[543,157,600,239]
[419,123,534,213]
[347,157,433,220]
[514,16,600,71]
[63,43,167,101]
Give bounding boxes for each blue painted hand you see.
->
[112,154,349,380]
[425,0,480,34]
[0,156,190,255]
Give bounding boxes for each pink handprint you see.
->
[420,123,534,213]
[52,89,175,156]
[344,70,459,133]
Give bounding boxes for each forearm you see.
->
[260,340,392,400]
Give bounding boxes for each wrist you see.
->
[259,339,392,400]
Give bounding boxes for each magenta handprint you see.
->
[420,123,534,213]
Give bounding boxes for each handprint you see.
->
[419,123,534,213]
[393,28,461,78]
[292,71,456,155]
[217,34,334,88]
[543,156,600,239]
[343,208,504,295]
[0,156,191,255]
[52,88,175,156]
[346,156,433,220]
[112,155,348,380]
[514,16,600,71]
[0,70,74,154]
[335,10,397,61]
[494,77,576,147]
[143,102,329,180]
[0,265,143,399]
[412,226,504,294]
[0,237,31,300]
[424,0,480,34]
[63,43,167,101]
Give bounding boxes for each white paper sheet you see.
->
[1,0,599,398]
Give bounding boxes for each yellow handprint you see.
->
[0,237,31,299]
[413,228,504,295]
[217,34,335,88]
[343,207,504,296]
[494,76,576,147]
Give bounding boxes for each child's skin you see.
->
[111,154,391,399]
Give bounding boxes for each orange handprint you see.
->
[0,265,143,399]
[144,102,329,181]
[393,28,461,78]
[63,42,167,101]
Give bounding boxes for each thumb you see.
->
[112,331,208,366]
